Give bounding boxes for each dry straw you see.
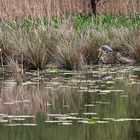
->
[0,0,139,19]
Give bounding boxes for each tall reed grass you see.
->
[55,21,85,70]
[0,14,139,70]
[0,0,139,19]
[6,28,55,70]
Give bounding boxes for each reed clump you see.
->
[82,27,109,64]
[7,28,56,70]
[0,14,139,71]
[55,23,85,70]
[128,29,140,63]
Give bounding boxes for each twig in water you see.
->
[0,49,4,75]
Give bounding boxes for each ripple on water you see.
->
[4,123,37,127]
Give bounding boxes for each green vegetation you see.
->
[1,14,140,30]
[0,14,140,70]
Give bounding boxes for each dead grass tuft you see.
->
[7,28,55,70]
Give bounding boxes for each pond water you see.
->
[0,65,140,140]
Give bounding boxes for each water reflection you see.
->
[0,66,140,140]
[128,83,140,140]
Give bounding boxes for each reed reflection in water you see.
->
[0,66,140,140]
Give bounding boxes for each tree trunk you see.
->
[90,0,97,16]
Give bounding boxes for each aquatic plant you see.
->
[7,58,23,83]
[129,30,140,63]
[7,28,55,70]
[0,13,139,71]
[55,24,85,70]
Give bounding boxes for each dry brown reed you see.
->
[7,28,55,70]
[82,27,109,64]
[0,0,88,19]
[127,29,140,63]
[97,0,140,15]
[55,39,85,70]
[55,21,85,70]
[7,58,23,83]
[0,25,140,70]
[0,0,139,19]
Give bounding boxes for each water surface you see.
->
[0,66,140,140]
